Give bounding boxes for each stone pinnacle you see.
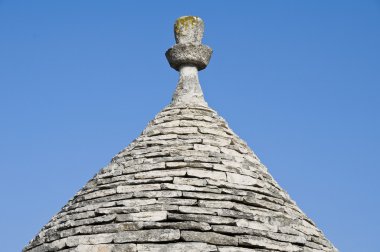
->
[166,16,212,106]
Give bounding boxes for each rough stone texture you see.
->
[166,44,212,71]
[23,16,337,252]
[114,229,180,243]
[181,230,238,246]
[137,243,217,252]
[174,16,204,45]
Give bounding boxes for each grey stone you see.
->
[161,183,221,193]
[187,168,226,181]
[179,206,219,215]
[64,215,116,228]
[181,231,238,246]
[66,234,113,247]
[122,162,166,174]
[73,244,137,252]
[183,191,243,201]
[166,43,212,71]
[137,242,217,252]
[117,198,157,207]
[140,204,179,211]
[143,221,211,231]
[174,16,204,45]
[116,211,167,222]
[194,144,220,153]
[218,247,259,252]
[198,200,235,209]
[124,176,174,185]
[168,213,235,224]
[157,197,197,206]
[212,225,255,235]
[147,126,198,136]
[133,190,182,198]
[238,235,302,252]
[95,206,140,215]
[199,127,229,137]
[226,172,257,186]
[173,176,207,186]
[235,219,277,232]
[134,169,186,179]
[113,229,180,243]
[81,189,117,200]
[92,222,144,233]
[243,196,284,212]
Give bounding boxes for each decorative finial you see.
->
[166,16,212,106]
[174,16,204,45]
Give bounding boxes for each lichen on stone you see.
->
[174,16,201,35]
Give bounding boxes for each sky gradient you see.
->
[1,1,379,251]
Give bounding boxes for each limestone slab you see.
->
[113,229,180,243]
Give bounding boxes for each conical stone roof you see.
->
[24,16,338,252]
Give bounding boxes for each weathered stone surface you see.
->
[161,182,220,193]
[156,197,197,206]
[198,200,235,209]
[135,169,186,179]
[166,43,212,71]
[72,201,116,213]
[199,127,229,137]
[143,221,211,231]
[92,222,144,233]
[122,162,166,174]
[64,215,116,228]
[133,190,182,198]
[187,168,226,181]
[226,172,257,186]
[43,238,67,251]
[183,191,243,201]
[181,231,238,246]
[202,137,231,147]
[236,219,277,232]
[140,204,179,211]
[126,176,175,185]
[147,126,198,136]
[81,189,117,200]
[116,211,167,222]
[238,235,302,252]
[95,206,140,215]
[174,16,204,45]
[116,184,161,193]
[184,155,220,163]
[113,229,180,243]
[194,144,220,153]
[179,206,219,215]
[212,225,254,235]
[173,176,207,186]
[217,247,259,252]
[117,198,157,207]
[168,213,235,224]
[66,234,113,247]
[243,196,284,212]
[73,244,137,252]
[137,242,217,252]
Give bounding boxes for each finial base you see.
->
[171,65,207,106]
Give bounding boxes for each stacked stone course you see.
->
[24,16,337,252]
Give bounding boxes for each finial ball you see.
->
[174,16,204,45]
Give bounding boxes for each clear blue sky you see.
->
[0,1,379,251]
